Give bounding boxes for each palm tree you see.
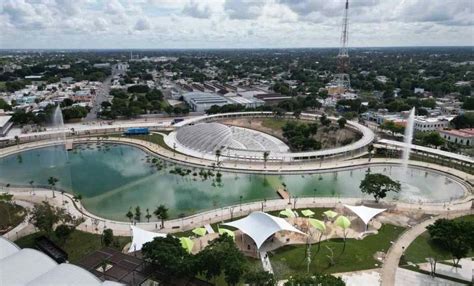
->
[134,206,141,222]
[263,151,270,169]
[47,177,59,198]
[145,208,152,222]
[29,180,34,194]
[126,207,133,222]
[215,149,221,166]
[153,204,168,229]
[367,144,374,162]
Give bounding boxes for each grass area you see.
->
[0,81,6,92]
[15,230,130,264]
[270,224,405,279]
[261,118,297,131]
[0,202,27,234]
[403,215,474,265]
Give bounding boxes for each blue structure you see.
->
[124,128,149,135]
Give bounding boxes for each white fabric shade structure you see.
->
[129,225,166,253]
[344,205,386,227]
[0,237,122,286]
[223,211,306,249]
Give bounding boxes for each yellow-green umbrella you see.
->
[179,237,194,253]
[218,228,235,240]
[335,215,351,229]
[301,209,315,217]
[192,227,207,237]
[323,210,338,219]
[279,208,295,218]
[308,218,326,232]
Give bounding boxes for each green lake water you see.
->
[0,143,466,221]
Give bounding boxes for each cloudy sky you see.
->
[0,0,473,49]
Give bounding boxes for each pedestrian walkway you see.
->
[204,224,214,234]
[259,251,273,274]
[380,210,473,286]
[394,267,465,286]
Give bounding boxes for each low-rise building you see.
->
[439,128,474,146]
[414,116,452,132]
[183,92,229,112]
[0,115,13,137]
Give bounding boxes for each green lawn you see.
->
[403,215,474,265]
[15,230,131,263]
[0,81,6,91]
[0,202,27,234]
[261,118,296,131]
[270,224,405,279]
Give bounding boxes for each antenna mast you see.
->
[334,0,350,90]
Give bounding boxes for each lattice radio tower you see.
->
[334,0,350,90]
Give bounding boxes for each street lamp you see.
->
[239,195,243,211]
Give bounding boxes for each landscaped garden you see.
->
[16,230,130,263]
[0,196,27,234]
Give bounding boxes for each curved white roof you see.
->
[27,264,102,286]
[344,204,386,225]
[0,248,58,285]
[0,236,121,286]
[0,236,20,259]
[176,122,233,153]
[129,226,166,253]
[223,211,306,249]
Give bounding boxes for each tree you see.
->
[337,117,347,129]
[263,151,270,169]
[126,207,133,222]
[30,201,73,236]
[450,112,474,129]
[367,144,374,162]
[47,176,59,198]
[195,234,246,286]
[359,173,401,202]
[154,204,168,228]
[320,114,331,127]
[426,219,474,266]
[421,132,444,148]
[102,228,114,247]
[0,193,14,224]
[215,149,221,166]
[244,270,276,286]
[462,96,474,110]
[284,273,345,286]
[145,208,152,222]
[134,206,141,222]
[54,224,75,245]
[142,235,193,281]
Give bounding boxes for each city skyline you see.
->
[0,0,473,49]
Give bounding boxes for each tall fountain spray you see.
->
[402,107,415,172]
[53,105,65,141]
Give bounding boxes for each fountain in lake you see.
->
[402,107,415,173]
[52,105,66,142]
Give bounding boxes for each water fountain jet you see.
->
[402,107,415,172]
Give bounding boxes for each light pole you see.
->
[239,195,243,211]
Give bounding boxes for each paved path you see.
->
[204,224,214,234]
[380,209,473,286]
[259,251,273,274]
[2,200,36,241]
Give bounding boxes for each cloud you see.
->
[134,18,151,30]
[182,0,213,19]
[224,0,265,19]
[0,0,472,48]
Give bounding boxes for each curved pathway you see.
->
[380,209,473,286]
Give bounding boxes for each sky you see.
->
[0,0,473,49]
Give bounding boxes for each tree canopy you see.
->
[29,201,74,236]
[359,173,401,202]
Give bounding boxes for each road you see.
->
[85,65,123,121]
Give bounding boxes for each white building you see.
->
[0,115,13,137]
[182,91,230,112]
[438,128,474,146]
[414,116,452,132]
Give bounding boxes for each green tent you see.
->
[335,215,351,229]
[323,210,338,219]
[192,227,207,237]
[308,218,326,232]
[301,209,315,217]
[218,228,235,240]
[179,237,194,253]
[279,208,295,218]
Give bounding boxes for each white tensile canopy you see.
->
[223,211,306,249]
[344,205,386,226]
[129,226,166,253]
